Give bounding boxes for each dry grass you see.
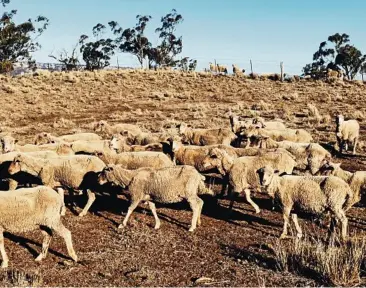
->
[272,237,366,286]
[0,69,365,286]
[0,269,42,287]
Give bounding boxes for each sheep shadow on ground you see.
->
[4,230,72,261]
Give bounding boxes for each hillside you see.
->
[0,70,365,286]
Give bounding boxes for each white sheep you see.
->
[257,166,353,240]
[319,161,365,207]
[0,186,77,268]
[335,114,359,155]
[202,148,296,213]
[93,120,142,136]
[255,136,331,174]
[8,154,106,216]
[98,165,214,232]
[16,143,74,155]
[95,150,174,169]
[178,123,237,146]
[34,132,101,145]
[69,140,114,155]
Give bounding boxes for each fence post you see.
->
[250,60,253,75]
[280,61,284,81]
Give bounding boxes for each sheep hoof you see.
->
[35,255,44,262]
[78,212,86,217]
[255,209,261,214]
[279,234,288,239]
[61,206,66,216]
[188,227,195,232]
[1,262,8,268]
[118,224,125,229]
[296,233,303,239]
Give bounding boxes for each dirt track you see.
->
[0,70,365,286]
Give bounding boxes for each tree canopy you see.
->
[0,0,49,72]
[303,33,366,80]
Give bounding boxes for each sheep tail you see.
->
[198,178,214,196]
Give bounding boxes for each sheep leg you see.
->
[187,196,202,232]
[35,227,52,261]
[147,201,161,229]
[353,138,358,155]
[280,207,291,239]
[228,191,238,216]
[120,200,141,229]
[244,189,260,214]
[53,223,78,262]
[327,217,338,245]
[334,209,348,241]
[196,197,204,226]
[8,179,18,190]
[79,190,96,217]
[0,230,8,268]
[57,188,66,216]
[291,214,303,238]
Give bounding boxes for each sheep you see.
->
[229,115,286,134]
[109,133,171,155]
[121,131,170,146]
[216,64,228,74]
[95,150,174,169]
[8,154,106,217]
[178,123,237,146]
[34,132,101,145]
[254,136,331,174]
[243,126,313,145]
[98,165,214,232]
[318,161,365,206]
[93,120,142,136]
[0,186,77,268]
[209,62,217,73]
[202,148,296,214]
[232,64,243,76]
[257,166,353,240]
[335,114,359,155]
[16,143,74,155]
[69,140,114,155]
[0,150,61,191]
[0,135,17,153]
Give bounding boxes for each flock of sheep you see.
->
[0,113,362,267]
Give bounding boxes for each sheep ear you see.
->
[14,140,18,144]
[274,170,280,174]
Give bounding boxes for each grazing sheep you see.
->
[254,136,331,174]
[318,161,365,206]
[243,126,313,145]
[0,186,77,268]
[98,165,214,232]
[335,114,359,155]
[178,123,237,146]
[257,166,353,240]
[16,143,74,155]
[229,115,286,134]
[202,148,296,213]
[8,154,106,216]
[93,120,142,136]
[34,132,101,145]
[0,135,17,153]
[121,131,170,146]
[232,64,244,76]
[95,150,174,169]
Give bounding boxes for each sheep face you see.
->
[58,143,74,155]
[8,157,21,175]
[307,146,331,175]
[34,132,50,145]
[1,136,17,153]
[94,120,107,132]
[98,166,122,187]
[257,166,276,187]
[202,148,227,175]
[109,134,124,151]
[317,161,341,176]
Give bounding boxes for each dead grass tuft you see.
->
[272,236,366,286]
[0,269,42,287]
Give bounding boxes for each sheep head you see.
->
[306,144,332,175]
[256,166,280,197]
[34,132,51,145]
[94,120,107,132]
[8,154,22,175]
[1,135,17,153]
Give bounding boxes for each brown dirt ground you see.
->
[0,70,365,286]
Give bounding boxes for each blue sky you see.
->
[5,0,366,75]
